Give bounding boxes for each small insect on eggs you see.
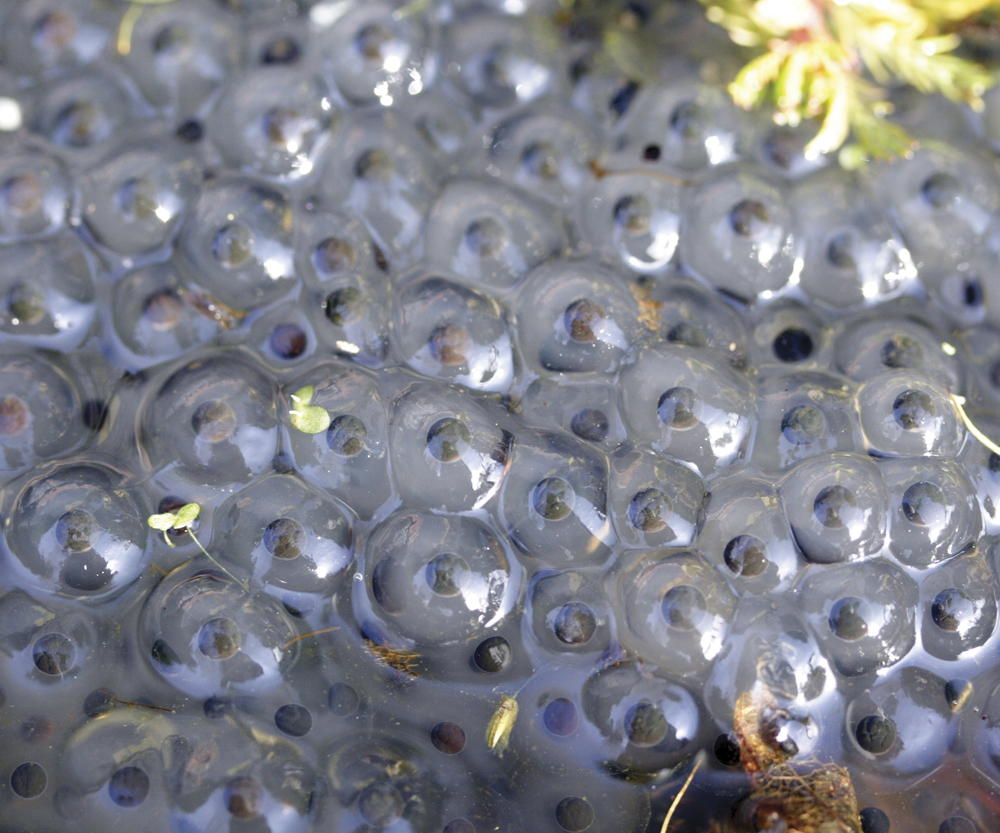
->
[486,695,519,757]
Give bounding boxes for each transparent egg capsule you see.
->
[920,551,996,661]
[78,132,201,256]
[317,109,440,256]
[797,558,918,677]
[527,568,612,662]
[314,0,437,106]
[403,89,473,157]
[295,207,386,287]
[0,147,71,241]
[519,377,626,451]
[485,105,600,203]
[0,589,107,694]
[574,172,683,275]
[925,253,999,328]
[698,477,803,595]
[704,599,837,736]
[972,673,1000,786]
[881,457,981,569]
[281,361,391,520]
[117,0,242,115]
[618,342,755,476]
[751,119,829,180]
[580,659,702,771]
[780,453,888,564]
[793,167,916,309]
[247,17,310,68]
[358,510,518,648]
[213,472,354,601]
[177,173,296,310]
[680,166,799,299]
[393,273,514,393]
[608,445,704,549]
[834,312,961,389]
[2,461,148,602]
[325,734,445,833]
[208,67,333,179]
[110,262,216,369]
[844,667,955,779]
[497,428,613,568]
[514,258,640,376]
[445,13,562,110]
[140,561,300,699]
[140,350,279,489]
[423,178,568,291]
[961,415,1000,531]
[0,0,113,77]
[0,235,96,351]
[746,298,831,372]
[245,302,316,368]
[610,82,743,175]
[611,550,737,680]
[856,371,964,458]
[0,346,86,474]
[33,65,138,151]
[873,143,1000,273]
[388,380,513,512]
[752,371,861,473]
[643,275,748,368]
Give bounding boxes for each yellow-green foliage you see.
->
[701,0,999,161]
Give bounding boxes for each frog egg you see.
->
[33,65,138,150]
[780,453,888,564]
[177,173,296,310]
[680,166,799,299]
[325,734,445,833]
[246,17,310,68]
[357,510,518,649]
[295,207,386,287]
[317,109,440,256]
[746,298,831,372]
[0,347,86,474]
[0,0,113,77]
[114,0,241,115]
[844,667,955,780]
[881,457,981,569]
[873,143,1000,273]
[0,590,107,694]
[423,178,568,292]
[78,135,201,256]
[314,0,437,106]
[797,558,918,677]
[0,148,71,241]
[519,377,626,452]
[445,14,562,110]
[2,461,148,602]
[281,360,392,520]
[140,561,300,699]
[926,254,998,328]
[511,763,650,833]
[698,477,803,595]
[751,371,861,473]
[920,552,997,661]
[580,659,702,771]
[793,167,916,309]
[110,262,216,370]
[388,380,512,512]
[644,275,748,368]
[527,568,612,662]
[608,445,703,549]
[751,120,829,180]
[140,350,279,489]
[610,551,736,680]
[393,273,515,393]
[305,276,391,367]
[574,172,683,275]
[0,235,97,351]
[244,302,316,368]
[484,106,600,204]
[403,90,473,157]
[514,258,640,376]
[610,82,743,174]
[208,68,333,179]
[618,342,755,476]
[856,371,964,458]
[497,428,613,568]
[212,472,354,601]
[961,416,1000,531]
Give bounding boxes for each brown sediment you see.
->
[362,638,421,677]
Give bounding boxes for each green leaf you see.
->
[148,512,177,531]
[290,385,315,407]
[173,503,200,529]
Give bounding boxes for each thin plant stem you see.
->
[185,529,250,593]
